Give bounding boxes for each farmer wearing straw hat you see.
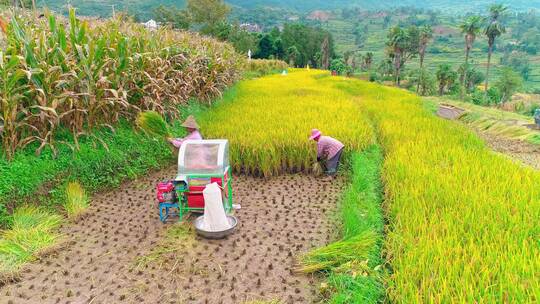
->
[167,115,203,148]
[309,129,344,176]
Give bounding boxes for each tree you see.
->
[186,0,231,36]
[436,64,458,96]
[286,46,300,66]
[320,34,330,70]
[255,34,275,59]
[495,67,522,103]
[416,25,433,92]
[484,4,508,92]
[411,68,436,96]
[281,24,334,68]
[227,24,259,54]
[153,5,190,30]
[458,63,484,92]
[330,58,350,75]
[364,52,373,70]
[459,15,483,98]
[386,26,419,86]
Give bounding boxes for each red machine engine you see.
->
[156,181,176,203]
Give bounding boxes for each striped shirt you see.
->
[171,130,203,148]
[317,136,344,159]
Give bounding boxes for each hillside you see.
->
[36,0,540,19]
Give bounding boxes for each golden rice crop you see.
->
[343,81,540,302]
[198,69,374,177]
[64,182,88,219]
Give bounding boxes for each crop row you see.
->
[0,10,243,160]
[197,69,375,177]
[349,82,540,302]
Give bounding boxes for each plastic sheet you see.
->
[201,183,231,232]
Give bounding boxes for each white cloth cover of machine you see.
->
[202,182,231,231]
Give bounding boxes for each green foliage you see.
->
[330,58,350,75]
[410,68,436,96]
[187,0,230,35]
[281,23,335,68]
[304,146,385,303]
[495,67,523,103]
[153,5,190,30]
[436,64,457,95]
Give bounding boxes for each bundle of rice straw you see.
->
[136,111,171,138]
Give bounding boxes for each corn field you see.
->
[198,69,374,177]
[0,9,244,160]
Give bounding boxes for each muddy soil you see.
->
[478,132,540,170]
[0,167,343,304]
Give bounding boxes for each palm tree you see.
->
[484,4,508,92]
[417,25,433,92]
[436,64,457,96]
[364,52,373,70]
[387,26,409,86]
[459,16,483,98]
[418,25,433,69]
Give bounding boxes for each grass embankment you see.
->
[350,82,540,302]
[198,69,375,177]
[300,146,385,303]
[425,97,540,145]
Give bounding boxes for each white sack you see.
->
[202,182,231,232]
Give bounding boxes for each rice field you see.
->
[197,69,375,177]
[198,70,540,302]
[346,82,540,302]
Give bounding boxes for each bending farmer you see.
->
[309,129,344,176]
[168,115,203,148]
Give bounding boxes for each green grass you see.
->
[300,145,385,303]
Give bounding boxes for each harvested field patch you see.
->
[0,166,343,304]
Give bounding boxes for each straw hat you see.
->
[309,129,322,140]
[181,115,199,129]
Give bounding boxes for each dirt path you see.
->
[477,132,540,170]
[0,167,343,304]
